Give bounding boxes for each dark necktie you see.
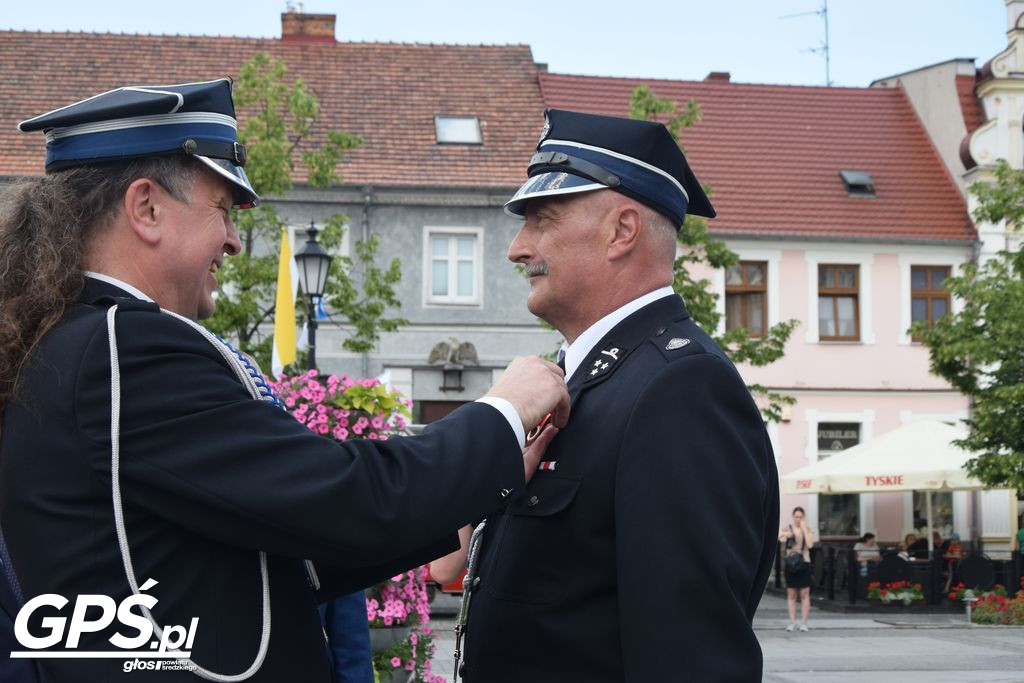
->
[556,348,566,374]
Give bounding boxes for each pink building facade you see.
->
[705,241,973,545]
[541,3,1024,551]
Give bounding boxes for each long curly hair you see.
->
[0,157,199,414]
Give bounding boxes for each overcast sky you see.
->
[2,1,1009,87]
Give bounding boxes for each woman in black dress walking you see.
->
[779,506,814,631]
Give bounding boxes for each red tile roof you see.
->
[956,73,986,135]
[0,31,543,188]
[540,73,975,242]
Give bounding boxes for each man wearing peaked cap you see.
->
[504,108,716,224]
[0,83,569,681]
[17,79,259,209]
[462,110,779,682]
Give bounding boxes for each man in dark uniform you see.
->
[461,110,780,681]
[0,80,569,681]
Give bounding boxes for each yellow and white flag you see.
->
[271,227,299,377]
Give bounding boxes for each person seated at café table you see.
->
[853,532,880,576]
[897,541,911,562]
[906,532,929,560]
[942,532,965,592]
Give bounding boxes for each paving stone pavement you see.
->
[426,592,1024,682]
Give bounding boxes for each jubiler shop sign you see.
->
[817,423,859,452]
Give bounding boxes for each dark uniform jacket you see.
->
[463,294,780,682]
[0,279,523,682]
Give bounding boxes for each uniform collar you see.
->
[82,272,154,303]
[567,293,691,401]
[561,286,675,383]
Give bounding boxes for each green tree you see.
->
[913,159,1024,492]
[205,53,406,371]
[630,86,799,422]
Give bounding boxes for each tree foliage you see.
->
[913,159,1024,492]
[204,53,406,371]
[629,86,799,421]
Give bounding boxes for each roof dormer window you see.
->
[435,116,482,145]
[839,170,876,197]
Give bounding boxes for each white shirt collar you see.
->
[561,286,675,382]
[84,272,155,303]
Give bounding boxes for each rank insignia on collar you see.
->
[586,346,619,379]
[666,337,691,350]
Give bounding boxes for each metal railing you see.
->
[774,543,1023,606]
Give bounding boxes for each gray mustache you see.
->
[523,263,548,277]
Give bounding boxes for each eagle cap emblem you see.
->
[537,112,551,146]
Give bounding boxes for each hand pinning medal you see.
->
[526,412,552,443]
[523,412,559,482]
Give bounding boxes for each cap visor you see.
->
[503,172,604,218]
[196,155,260,209]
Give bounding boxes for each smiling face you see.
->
[159,170,241,320]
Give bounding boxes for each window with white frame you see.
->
[897,253,966,345]
[424,228,482,305]
[804,251,874,344]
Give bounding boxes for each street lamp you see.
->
[294,222,333,370]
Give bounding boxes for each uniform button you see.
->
[528,495,539,507]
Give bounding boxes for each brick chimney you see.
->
[281,12,336,43]
[704,71,731,83]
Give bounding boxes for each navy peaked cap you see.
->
[18,79,258,209]
[504,109,715,227]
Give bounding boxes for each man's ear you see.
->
[122,178,163,246]
[607,204,642,261]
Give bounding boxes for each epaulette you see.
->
[647,323,708,363]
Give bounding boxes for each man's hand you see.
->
[485,356,570,432]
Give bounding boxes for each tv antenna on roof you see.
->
[781,0,831,86]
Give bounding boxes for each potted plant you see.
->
[947,581,1009,606]
[867,580,925,606]
[971,581,1024,625]
[271,370,447,683]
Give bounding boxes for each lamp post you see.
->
[293,222,333,370]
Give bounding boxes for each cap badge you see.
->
[537,112,551,145]
[666,338,691,350]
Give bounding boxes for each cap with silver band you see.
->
[18,79,259,209]
[504,109,715,227]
